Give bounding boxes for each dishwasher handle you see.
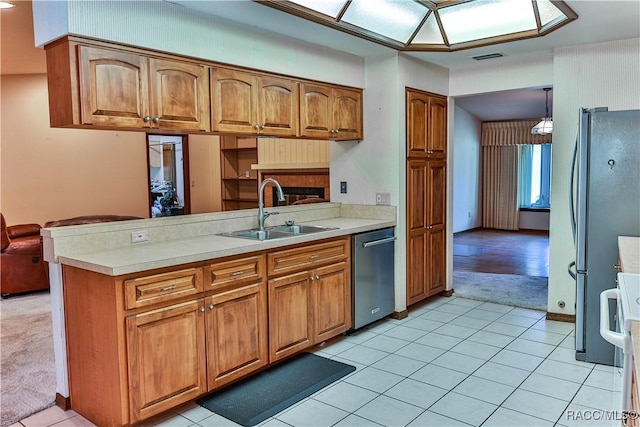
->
[362,236,397,248]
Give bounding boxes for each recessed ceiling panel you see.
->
[537,0,564,26]
[341,0,429,43]
[412,12,445,45]
[439,0,537,44]
[288,0,346,18]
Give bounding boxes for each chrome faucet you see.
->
[258,178,285,231]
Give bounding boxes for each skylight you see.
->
[257,0,578,52]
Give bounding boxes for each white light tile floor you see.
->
[12,296,626,427]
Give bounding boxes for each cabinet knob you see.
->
[310,275,315,281]
[152,116,160,124]
[427,150,434,154]
[209,303,214,310]
[199,307,205,313]
[254,124,260,130]
[260,124,265,130]
[315,275,320,280]
[143,115,151,123]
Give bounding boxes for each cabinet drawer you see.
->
[267,237,348,277]
[125,268,203,310]
[204,254,266,291]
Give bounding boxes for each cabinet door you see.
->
[406,159,429,305]
[206,282,268,389]
[77,45,150,128]
[406,90,429,157]
[126,299,206,423]
[406,159,446,305]
[427,227,446,295]
[257,76,299,136]
[428,97,447,157]
[149,58,210,131]
[268,271,312,362]
[332,87,362,140]
[407,232,429,305]
[299,83,332,139]
[426,160,446,295]
[407,90,447,158]
[211,68,257,134]
[311,261,351,343]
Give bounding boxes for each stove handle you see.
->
[600,288,625,348]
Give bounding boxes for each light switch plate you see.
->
[376,192,391,205]
[340,181,347,194]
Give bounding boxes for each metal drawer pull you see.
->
[309,254,319,259]
[231,270,245,276]
[362,236,397,248]
[161,285,177,291]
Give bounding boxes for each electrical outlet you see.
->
[376,192,391,205]
[131,230,148,243]
[340,181,347,194]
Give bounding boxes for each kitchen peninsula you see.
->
[42,203,395,426]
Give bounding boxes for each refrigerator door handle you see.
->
[569,133,579,244]
[599,288,625,348]
[568,261,577,280]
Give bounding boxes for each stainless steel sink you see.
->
[268,225,338,235]
[220,229,293,241]
[220,224,338,240]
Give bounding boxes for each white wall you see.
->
[32,0,365,88]
[548,38,640,315]
[451,104,482,233]
[519,211,550,230]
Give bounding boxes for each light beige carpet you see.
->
[0,292,56,427]
[453,270,548,311]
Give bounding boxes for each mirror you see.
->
[147,135,190,218]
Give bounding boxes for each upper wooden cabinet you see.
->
[300,83,363,141]
[45,36,363,140]
[211,68,299,137]
[46,39,210,131]
[406,89,447,158]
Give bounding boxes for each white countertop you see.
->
[56,216,395,276]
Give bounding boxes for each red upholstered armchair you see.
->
[1,213,49,297]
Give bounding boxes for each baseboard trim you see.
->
[390,310,408,320]
[56,393,71,410]
[546,312,576,323]
[440,289,454,297]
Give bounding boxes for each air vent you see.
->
[472,52,505,61]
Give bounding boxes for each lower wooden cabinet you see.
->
[268,237,351,362]
[205,281,268,389]
[62,236,352,426]
[126,299,207,423]
[406,159,446,306]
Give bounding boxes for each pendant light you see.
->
[531,88,553,135]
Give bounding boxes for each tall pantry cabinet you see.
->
[406,88,447,306]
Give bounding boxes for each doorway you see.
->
[147,135,190,218]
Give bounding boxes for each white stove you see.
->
[600,272,640,419]
[619,273,640,328]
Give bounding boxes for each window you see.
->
[519,144,551,209]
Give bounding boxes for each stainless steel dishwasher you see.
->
[351,227,396,329]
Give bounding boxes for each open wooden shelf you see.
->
[221,136,259,211]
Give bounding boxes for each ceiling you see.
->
[2,0,638,122]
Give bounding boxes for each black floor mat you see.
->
[197,352,356,426]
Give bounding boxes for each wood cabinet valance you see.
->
[45,36,363,141]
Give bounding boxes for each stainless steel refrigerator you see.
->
[569,107,640,365]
